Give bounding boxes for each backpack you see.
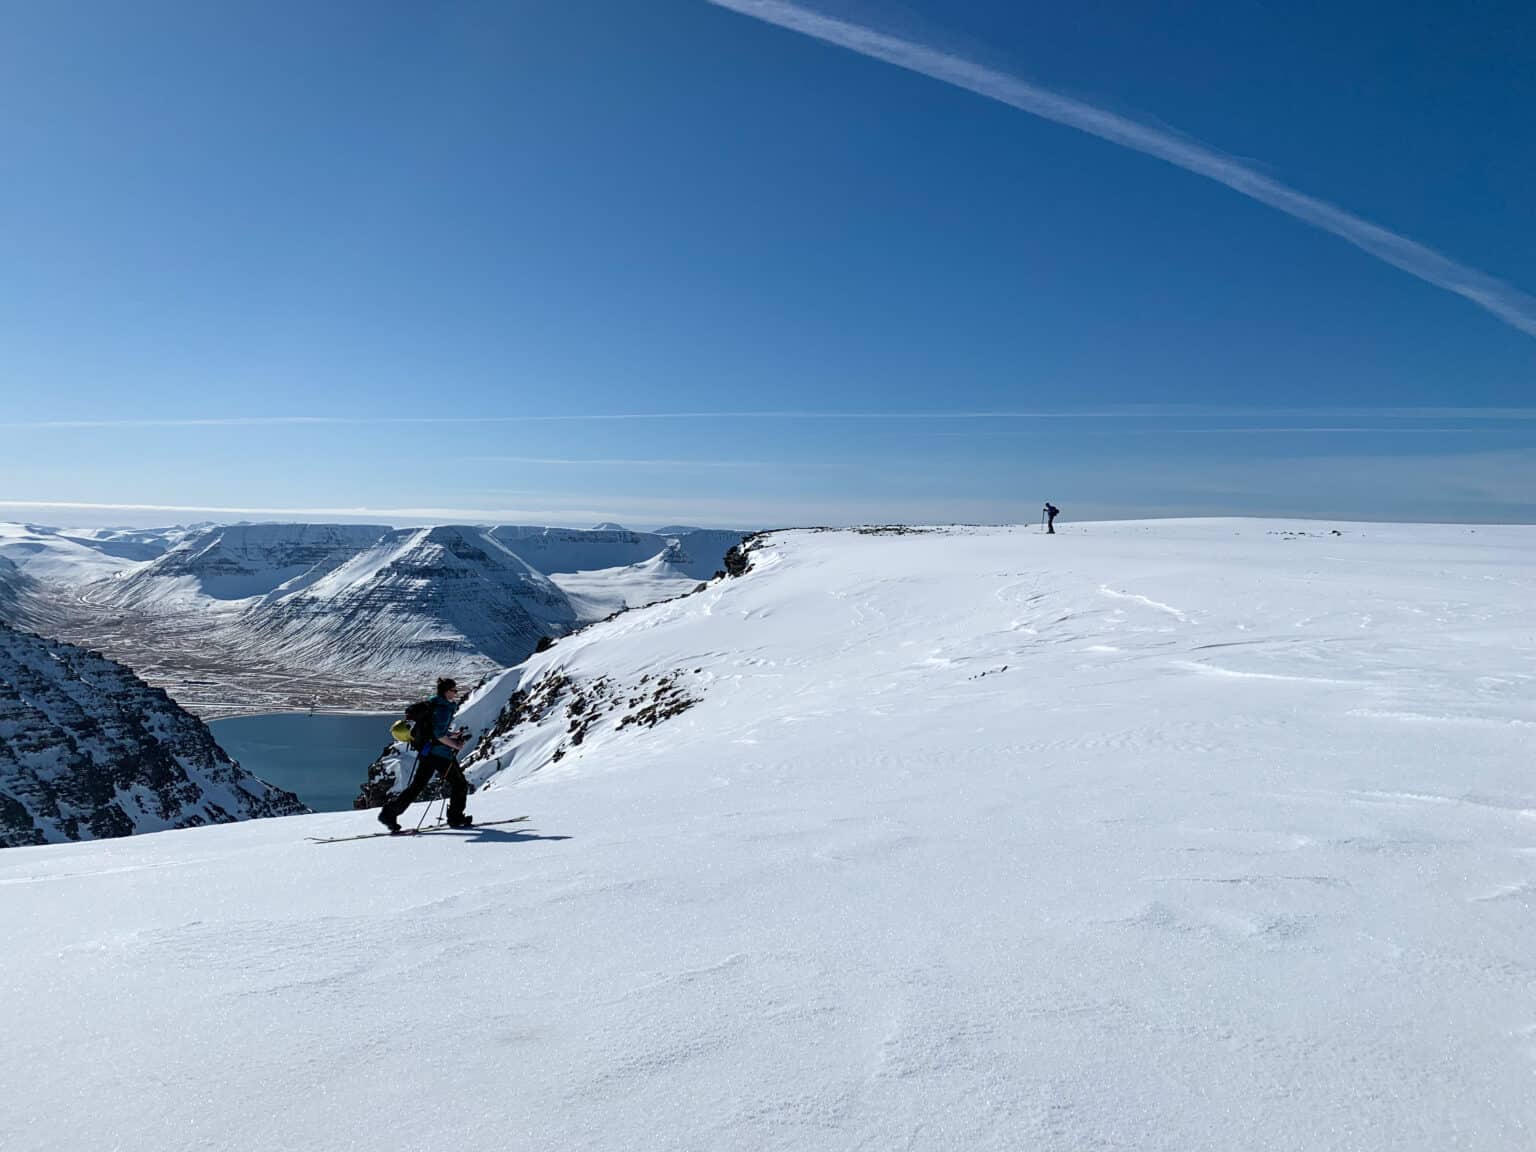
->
[402,698,437,751]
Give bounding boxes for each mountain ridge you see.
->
[0,520,748,716]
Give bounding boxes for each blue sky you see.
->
[2,0,1533,527]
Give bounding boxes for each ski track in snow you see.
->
[3,519,1536,1150]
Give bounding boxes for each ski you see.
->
[308,816,530,844]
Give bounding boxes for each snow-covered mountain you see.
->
[6,519,1534,1149]
[0,620,306,847]
[546,548,703,621]
[241,525,580,681]
[58,524,198,564]
[488,524,745,581]
[0,522,189,585]
[650,527,752,579]
[0,520,747,715]
[489,524,672,574]
[94,522,391,606]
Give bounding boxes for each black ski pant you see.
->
[380,751,467,824]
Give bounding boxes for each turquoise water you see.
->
[210,712,396,812]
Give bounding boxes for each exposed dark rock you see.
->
[850,525,935,536]
[0,621,307,848]
[616,672,699,731]
[723,532,768,577]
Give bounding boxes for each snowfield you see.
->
[5,520,1535,1151]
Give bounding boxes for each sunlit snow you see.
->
[5,520,1534,1150]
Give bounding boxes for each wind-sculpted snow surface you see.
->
[4,521,1536,1150]
[0,621,305,847]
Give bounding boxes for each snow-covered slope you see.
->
[36,523,584,712]
[94,522,390,605]
[0,522,186,584]
[0,556,33,617]
[489,524,668,573]
[58,524,197,563]
[242,525,579,681]
[654,526,752,579]
[6,520,1533,1150]
[547,547,703,621]
[0,620,306,847]
[9,522,744,713]
[490,524,745,581]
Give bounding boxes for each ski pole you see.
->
[413,789,439,832]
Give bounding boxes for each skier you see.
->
[1043,502,1060,534]
[378,677,473,833]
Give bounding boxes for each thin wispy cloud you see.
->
[0,499,635,525]
[1107,406,1536,422]
[1139,427,1532,435]
[0,498,757,530]
[707,0,1536,339]
[0,411,1061,431]
[460,456,769,468]
[12,406,1535,434]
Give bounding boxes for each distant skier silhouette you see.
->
[379,677,472,833]
[1043,503,1060,534]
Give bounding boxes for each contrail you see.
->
[706,0,1536,339]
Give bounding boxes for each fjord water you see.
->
[210,713,395,812]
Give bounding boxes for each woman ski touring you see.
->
[379,677,473,833]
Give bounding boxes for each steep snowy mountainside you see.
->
[547,550,703,622]
[94,522,389,605]
[240,525,579,682]
[14,520,738,716]
[488,524,674,574]
[489,524,747,581]
[653,527,751,579]
[0,620,306,847]
[0,556,32,614]
[4,520,1536,1150]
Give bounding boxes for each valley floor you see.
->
[4,520,1534,1150]
[23,587,424,717]
[22,559,701,719]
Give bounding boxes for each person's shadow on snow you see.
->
[446,826,571,845]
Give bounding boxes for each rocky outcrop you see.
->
[722,532,768,578]
[0,622,307,848]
